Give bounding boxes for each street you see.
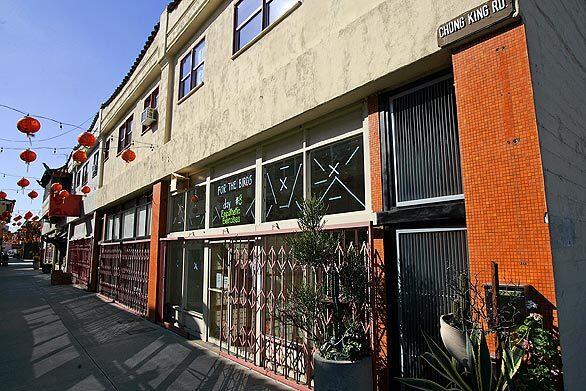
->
[0,261,290,391]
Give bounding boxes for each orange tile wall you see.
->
[452,25,557,319]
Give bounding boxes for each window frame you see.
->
[103,137,111,161]
[233,0,301,54]
[178,38,205,101]
[142,87,160,133]
[103,195,152,243]
[117,116,133,154]
[92,152,99,178]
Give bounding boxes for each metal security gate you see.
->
[396,228,468,378]
[98,240,150,315]
[67,238,92,287]
[211,229,371,387]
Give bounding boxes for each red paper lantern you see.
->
[78,132,96,148]
[24,211,33,220]
[51,182,63,193]
[81,185,91,195]
[28,190,38,200]
[58,190,70,199]
[0,191,6,200]
[17,116,41,136]
[121,149,136,163]
[190,194,199,203]
[17,177,30,189]
[72,149,88,164]
[19,149,37,164]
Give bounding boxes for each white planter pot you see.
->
[439,314,468,365]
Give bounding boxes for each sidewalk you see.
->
[0,262,290,391]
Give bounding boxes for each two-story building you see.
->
[49,1,585,389]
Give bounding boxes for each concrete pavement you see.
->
[0,261,290,391]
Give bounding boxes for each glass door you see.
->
[164,241,184,324]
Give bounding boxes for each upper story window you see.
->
[142,87,159,133]
[234,0,298,52]
[92,152,99,178]
[389,77,463,206]
[179,39,205,100]
[103,137,111,161]
[81,164,88,186]
[117,116,133,153]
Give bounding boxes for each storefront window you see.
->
[185,241,204,313]
[121,209,135,239]
[310,136,365,214]
[112,215,120,240]
[186,185,206,231]
[210,169,255,228]
[169,192,186,232]
[136,204,148,238]
[164,242,184,324]
[263,154,303,222]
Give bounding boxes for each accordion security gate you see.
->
[206,229,371,387]
[67,238,93,287]
[98,240,150,315]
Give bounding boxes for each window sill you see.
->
[231,1,302,61]
[177,81,204,105]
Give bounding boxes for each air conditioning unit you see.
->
[141,107,158,126]
[170,173,189,194]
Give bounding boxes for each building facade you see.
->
[44,1,585,389]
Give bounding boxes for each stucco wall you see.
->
[522,1,586,389]
[97,0,485,209]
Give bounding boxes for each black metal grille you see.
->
[392,78,463,204]
[397,229,468,379]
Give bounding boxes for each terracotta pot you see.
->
[440,314,468,365]
[313,353,372,391]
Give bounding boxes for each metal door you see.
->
[396,228,469,378]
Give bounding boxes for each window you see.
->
[104,195,152,241]
[81,164,88,186]
[179,39,205,100]
[92,152,99,178]
[263,154,303,222]
[169,192,186,232]
[121,209,135,239]
[142,87,159,133]
[117,116,133,153]
[310,136,365,215]
[210,169,255,228]
[234,0,298,52]
[76,170,81,190]
[390,77,463,205]
[103,137,111,161]
[186,185,206,231]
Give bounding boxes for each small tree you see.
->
[281,198,370,361]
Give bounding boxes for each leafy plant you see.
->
[514,314,563,391]
[281,198,370,361]
[397,330,524,391]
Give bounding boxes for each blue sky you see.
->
[0,0,168,227]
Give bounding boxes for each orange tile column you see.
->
[452,25,557,322]
[147,181,168,322]
[368,95,388,390]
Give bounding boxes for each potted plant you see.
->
[440,273,473,365]
[281,198,372,390]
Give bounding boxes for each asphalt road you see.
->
[0,261,290,391]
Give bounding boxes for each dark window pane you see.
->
[165,242,184,323]
[152,89,159,108]
[268,0,297,24]
[193,66,204,87]
[169,193,186,232]
[180,79,190,99]
[185,241,204,313]
[236,0,261,26]
[236,12,262,50]
[180,55,191,79]
[310,136,365,214]
[186,185,206,231]
[210,169,255,228]
[263,154,303,222]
